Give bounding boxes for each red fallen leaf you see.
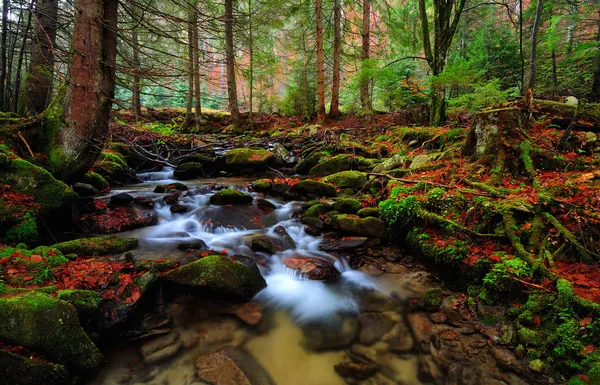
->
[512,303,522,308]
[577,375,590,382]
[580,317,593,327]
[533,315,541,327]
[581,345,595,354]
[156,259,164,263]
[0,258,8,264]
[125,286,141,304]
[23,275,34,281]
[30,255,43,263]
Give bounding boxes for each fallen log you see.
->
[530,99,600,131]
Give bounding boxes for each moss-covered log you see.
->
[531,99,600,131]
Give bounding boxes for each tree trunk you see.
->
[329,0,341,118]
[316,0,325,122]
[132,29,142,119]
[45,0,118,182]
[5,9,23,109]
[248,0,253,121]
[591,10,600,103]
[360,0,371,112]
[186,4,194,123]
[26,0,58,115]
[567,3,576,55]
[13,1,34,114]
[551,49,558,99]
[0,0,9,110]
[192,4,201,129]
[527,0,543,92]
[225,0,240,123]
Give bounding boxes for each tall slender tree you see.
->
[225,0,240,123]
[360,0,371,112]
[316,0,326,122]
[329,0,341,118]
[591,9,600,102]
[0,0,10,110]
[26,0,58,115]
[527,0,543,92]
[192,2,201,129]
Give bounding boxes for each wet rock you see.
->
[0,292,103,373]
[0,350,68,385]
[53,236,138,256]
[357,207,379,218]
[319,237,367,252]
[244,233,282,254]
[273,225,296,249]
[323,170,369,190]
[251,179,272,193]
[110,192,135,206]
[428,312,448,323]
[304,225,321,236]
[330,214,387,239]
[418,355,443,383]
[210,188,253,205]
[294,150,329,174]
[232,302,264,325]
[73,182,98,197]
[372,153,405,173]
[154,182,188,193]
[284,257,341,280]
[301,216,325,230]
[334,361,378,380]
[174,162,203,180]
[303,316,358,350]
[272,183,291,195]
[293,180,337,197]
[491,347,527,374]
[332,198,362,214]
[75,204,158,234]
[177,240,208,251]
[140,332,182,364]
[163,193,179,205]
[82,171,110,192]
[163,255,266,301]
[196,346,276,385]
[170,203,187,214]
[256,198,276,210]
[384,322,415,353]
[303,203,331,218]
[410,154,433,170]
[358,312,395,345]
[56,289,102,315]
[407,313,436,352]
[134,196,154,208]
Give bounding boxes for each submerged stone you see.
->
[196,346,276,385]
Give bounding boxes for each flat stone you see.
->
[140,332,182,364]
[196,346,276,385]
[319,237,368,252]
[284,257,341,280]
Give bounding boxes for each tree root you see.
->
[543,212,598,262]
[416,207,501,238]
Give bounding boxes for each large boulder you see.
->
[163,255,266,301]
[292,180,337,198]
[330,214,387,239]
[0,292,103,373]
[210,189,254,205]
[53,236,138,256]
[323,171,368,189]
[0,159,77,214]
[196,346,276,385]
[225,148,275,169]
[332,198,362,214]
[0,350,68,385]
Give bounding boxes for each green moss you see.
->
[518,328,544,347]
[5,210,39,243]
[529,359,545,373]
[332,198,362,214]
[323,171,368,189]
[0,292,103,372]
[357,207,379,218]
[293,180,337,197]
[294,151,329,174]
[154,182,188,193]
[329,214,387,238]
[424,288,443,309]
[304,203,331,218]
[225,148,274,167]
[164,255,266,301]
[98,151,127,167]
[0,350,68,385]
[209,188,253,205]
[251,179,272,192]
[309,154,371,177]
[82,171,109,191]
[56,289,102,314]
[566,379,587,385]
[173,162,203,180]
[53,236,138,256]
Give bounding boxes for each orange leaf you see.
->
[30,255,43,263]
[580,317,593,327]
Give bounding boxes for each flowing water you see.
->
[89,167,436,385]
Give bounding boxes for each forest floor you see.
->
[0,105,599,385]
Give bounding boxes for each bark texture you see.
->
[527,0,543,92]
[591,10,600,103]
[46,0,118,182]
[26,0,58,115]
[360,0,371,112]
[329,0,341,118]
[316,0,326,122]
[225,0,240,123]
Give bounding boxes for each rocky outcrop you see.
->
[174,162,203,180]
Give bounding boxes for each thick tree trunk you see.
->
[26,0,58,115]
[527,0,543,92]
[551,49,558,99]
[329,0,341,118]
[186,5,194,123]
[360,0,371,112]
[0,0,9,110]
[132,29,142,119]
[591,10,600,103]
[13,2,34,114]
[316,0,325,122]
[225,0,240,123]
[45,0,118,182]
[192,5,201,129]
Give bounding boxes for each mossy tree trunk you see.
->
[45,0,118,182]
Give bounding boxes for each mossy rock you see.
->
[528,359,545,373]
[294,151,329,174]
[332,199,362,214]
[424,288,443,309]
[304,203,331,218]
[330,214,387,239]
[323,171,368,189]
[174,162,203,180]
[92,159,138,186]
[81,171,109,192]
[372,153,405,173]
[225,148,275,168]
[1,159,77,214]
[518,328,544,347]
[308,155,372,177]
[0,152,9,168]
[98,151,127,168]
[0,350,68,385]
[292,180,337,198]
[163,255,266,302]
[56,289,102,314]
[251,179,272,193]
[53,236,138,256]
[154,182,188,193]
[357,207,379,218]
[210,189,253,205]
[0,292,103,372]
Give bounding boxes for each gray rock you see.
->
[409,154,433,170]
[73,182,98,197]
[372,153,405,173]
